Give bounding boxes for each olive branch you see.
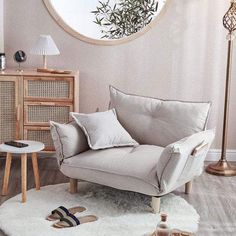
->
[91,0,159,39]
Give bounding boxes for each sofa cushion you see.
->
[61,165,160,196]
[62,145,164,188]
[71,109,138,150]
[109,86,211,147]
[50,121,89,163]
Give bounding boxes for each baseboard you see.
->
[206,149,236,161]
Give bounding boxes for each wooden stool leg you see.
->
[32,153,40,190]
[21,153,27,203]
[70,178,78,194]
[2,153,13,196]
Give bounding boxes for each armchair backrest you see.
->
[109,86,211,147]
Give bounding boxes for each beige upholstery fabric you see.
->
[63,145,164,187]
[50,121,89,163]
[60,130,214,196]
[52,86,215,198]
[157,129,215,195]
[61,145,164,195]
[109,86,211,147]
[71,109,138,150]
[61,164,160,196]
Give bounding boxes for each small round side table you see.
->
[0,140,45,203]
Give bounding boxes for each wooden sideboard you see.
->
[0,69,79,151]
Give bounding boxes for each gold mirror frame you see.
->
[43,0,169,46]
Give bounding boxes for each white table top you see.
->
[0,140,45,154]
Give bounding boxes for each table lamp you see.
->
[206,0,236,176]
[30,35,60,72]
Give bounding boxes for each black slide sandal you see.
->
[47,206,86,221]
[53,213,98,228]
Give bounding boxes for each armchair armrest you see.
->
[157,129,215,194]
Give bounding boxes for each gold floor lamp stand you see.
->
[206,1,236,177]
[206,160,236,176]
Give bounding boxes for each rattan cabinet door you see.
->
[24,77,73,101]
[24,127,54,151]
[0,76,21,143]
[24,102,72,126]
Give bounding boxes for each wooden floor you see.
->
[0,156,235,236]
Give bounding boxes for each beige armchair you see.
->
[51,86,215,213]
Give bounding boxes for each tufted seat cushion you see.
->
[109,86,211,147]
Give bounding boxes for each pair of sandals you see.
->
[46,206,98,228]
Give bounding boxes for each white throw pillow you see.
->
[70,109,138,150]
[50,121,89,163]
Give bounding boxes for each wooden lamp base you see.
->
[37,55,71,74]
[37,68,71,74]
[37,68,54,73]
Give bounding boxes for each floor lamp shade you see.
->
[30,35,60,69]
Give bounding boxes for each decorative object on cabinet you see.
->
[206,0,236,176]
[0,69,79,151]
[14,50,27,72]
[30,35,60,71]
[43,0,169,46]
[0,53,6,71]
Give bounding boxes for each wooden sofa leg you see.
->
[185,181,192,194]
[70,178,78,194]
[151,197,161,213]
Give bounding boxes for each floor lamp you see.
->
[206,0,236,176]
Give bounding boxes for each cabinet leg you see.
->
[21,153,27,203]
[151,197,161,213]
[2,153,12,196]
[185,181,192,194]
[70,178,78,194]
[32,153,40,190]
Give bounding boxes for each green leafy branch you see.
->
[92,0,159,39]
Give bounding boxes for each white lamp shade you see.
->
[30,35,60,56]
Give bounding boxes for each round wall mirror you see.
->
[43,0,168,45]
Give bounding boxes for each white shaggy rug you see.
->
[0,183,199,236]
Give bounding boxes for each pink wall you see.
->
[0,0,3,52]
[4,0,236,149]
